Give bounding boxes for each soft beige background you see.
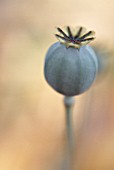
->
[0,0,114,170]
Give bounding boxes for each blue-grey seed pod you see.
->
[44,27,98,96]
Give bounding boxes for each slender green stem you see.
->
[63,96,75,170]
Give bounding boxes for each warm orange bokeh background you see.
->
[0,0,114,170]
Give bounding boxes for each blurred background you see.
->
[0,0,114,169]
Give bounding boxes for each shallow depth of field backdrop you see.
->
[0,0,114,170]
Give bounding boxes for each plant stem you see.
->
[63,96,75,170]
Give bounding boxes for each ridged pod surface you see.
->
[44,42,98,96]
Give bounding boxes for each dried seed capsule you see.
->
[44,27,98,96]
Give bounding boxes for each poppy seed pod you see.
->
[44,26,98,96]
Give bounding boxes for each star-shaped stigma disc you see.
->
[55,26,95,48]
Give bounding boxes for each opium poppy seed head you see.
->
[44,26,98,96]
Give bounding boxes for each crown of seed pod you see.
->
[44,26,98,96]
